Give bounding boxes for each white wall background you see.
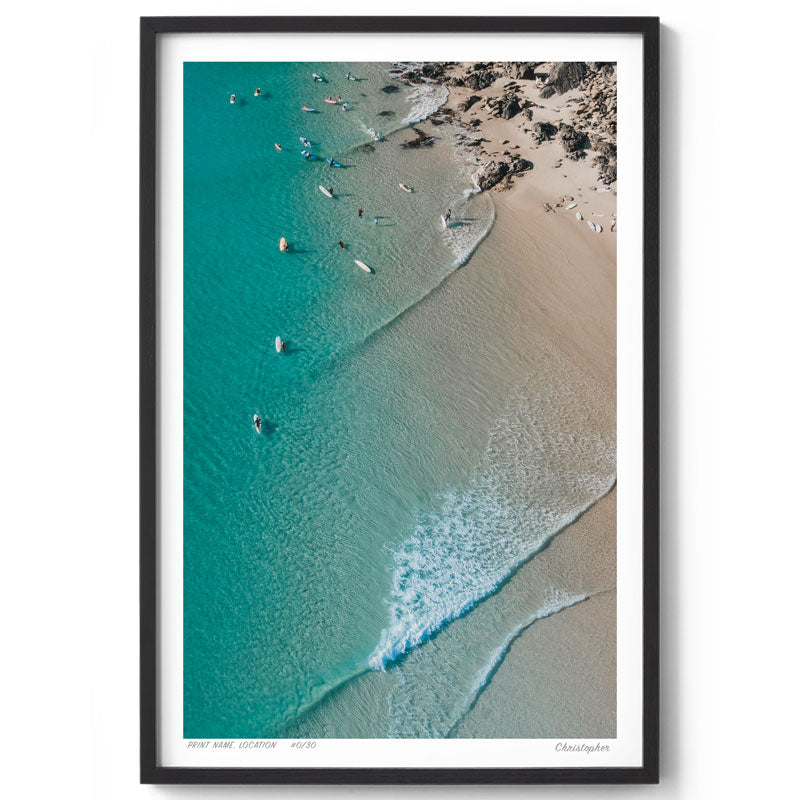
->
[2,1,798,798]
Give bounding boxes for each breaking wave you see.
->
[368,365,616,671]
[402,81,449,124]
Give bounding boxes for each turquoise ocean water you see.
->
[183,62,616,738]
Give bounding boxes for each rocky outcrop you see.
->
[381,84,401,93]
[464,70,496,91]
[573,64,617,141]
[557,123,589,160]
[540,62,588,98]
[497,95,522,119]
[458,94,482,112]
[501,62,543,80]
[530,121,558,142]
[482,92,523,120]
[401,128,436,149]
[477,154,532,191]
[592,140,617,184]
[420,62,445,79]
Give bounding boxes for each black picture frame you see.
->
[141,15,659,785]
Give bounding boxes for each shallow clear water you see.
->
[183,62,614,739]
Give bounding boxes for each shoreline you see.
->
[410,62,618,736]
[397,60,617,242]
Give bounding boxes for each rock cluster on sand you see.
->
[399,63,448,83]
[464,69,497,91]
[391,60,617,191]
[401,128,436,149]
[530,121,558,142]
[539,62,589,98]
[557,123,590,160]
[477,154,532,191]
[592,140,617,184]
[502,62,542,80]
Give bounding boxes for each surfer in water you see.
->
[338,240,346,250]
[253,415,262,433]
[358,206,363,218]
[373,217,378,225]
[254,88,261,97]
[445,208,452,223]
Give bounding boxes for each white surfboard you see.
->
[275,336,283,353]
[253,414,261,433]
[441,215,448,229]
[399,183,412,193]
[566,203,577,209]
[279,237,288,252]
[354,260,372,273]
[587,220,597,232]
[319,186,333,198]
[575,211,583,220]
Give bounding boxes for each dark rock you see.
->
[360,144,375,153]
[448,76,465,87]
[464,70,496,91]
[557,123,589,159]
[477,154,532,191]
[540,62,589,98]
[468,118,482,127]
[421,62,444,78]
[592,140,617,184]
[381,84,401,93]
[401,128,436,149]
[477,160,509,190]
[459,94,482,112]
[377,110,395,117]
[530,121,558,142]
[499,97,521,119]
[503,62,542,80]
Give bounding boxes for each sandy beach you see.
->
[428,62,618,736]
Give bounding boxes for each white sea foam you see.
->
[402,81,450,124]
[441,192,495,266]
[464,589,589,706]
[368,365,616,672]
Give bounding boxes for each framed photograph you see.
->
[141,15,659,784]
